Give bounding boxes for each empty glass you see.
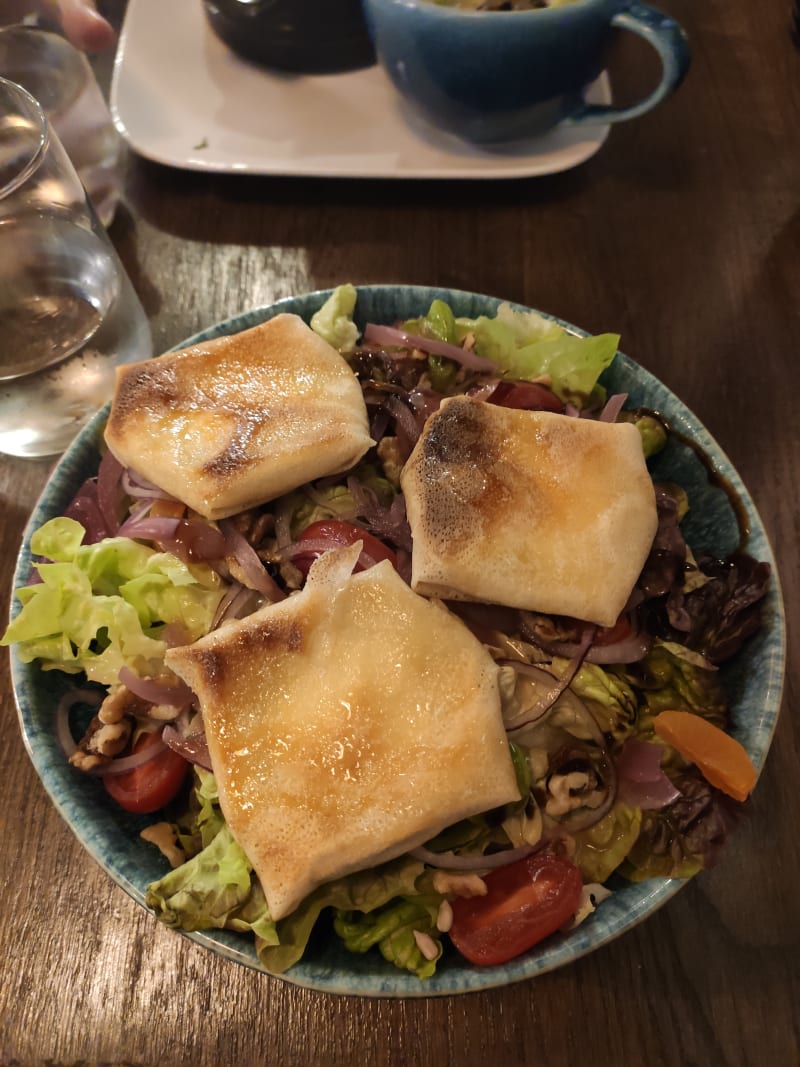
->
[0,76,151,458]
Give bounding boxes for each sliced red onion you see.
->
[586,632,652,664]
[96,449,125,535]
[407,388,442,422]
[123,468,172,494]
[616,739,681,810]
[521,614,651,665]
[118,665,195,708]
[162,724,213,771]
[347,477,413,552]
[211,581,244,629]
[55,688,103,758]
[89,731,168,776]
[363,323,498,373]
[219,519,286,601]
[599,393,629,424]
[409,842,541,871]
[385,394,422,456]
[466,380,501,402]
[64,479,110,545]
[117,515,182,540]
[279,537,381,572]
[273,499,294,549]
[166,520,228,562]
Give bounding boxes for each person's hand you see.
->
[55,0,115,51]
[1,1,116,52]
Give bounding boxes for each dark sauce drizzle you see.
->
[632,407,751,555]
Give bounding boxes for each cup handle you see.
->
[568,1,691,126]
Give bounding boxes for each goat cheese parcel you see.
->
[165,543,520,921]
[401,396,658,628]
[105,314,373,521]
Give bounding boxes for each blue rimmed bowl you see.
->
[8,285,786,998]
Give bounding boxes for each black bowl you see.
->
[203,0,376,74]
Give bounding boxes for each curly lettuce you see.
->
[334,895,443,979]
[1,517,223,685]
[459,303,619,406]
[310,284,360,353]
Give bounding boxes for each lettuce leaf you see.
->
[256,855,427,974]
[403,299,458,344]
[334,895,443,979]
[620,643,729,738]
[622,771,741,881]
[309,284,360,354]
[146,821,279,945]
[460,303,619,406]
[550,658,639,742]
[1,517,223,685]
[571,803,642,884]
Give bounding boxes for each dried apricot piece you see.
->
[653,710,757,802]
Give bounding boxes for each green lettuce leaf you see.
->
[2,517,223,685]
[403,299,458,344]
[334,895,443,979]
[549,658,639,742]
[171,767,227,856]
[460,303,619,406]
[256,855,427,975]
[571,802,643,883]
[146,821,278,945]
[621,771,740,881]
[309,284,360,353]
[621,642,729,740]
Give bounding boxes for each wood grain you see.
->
[1,1,799,1064]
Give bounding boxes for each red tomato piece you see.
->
[449,853,584,966]
[104,730,190,814]
[488,381,564,413]
[293,519,398,577]
[593,614,634,647]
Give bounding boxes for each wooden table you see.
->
[2,2,798,1064]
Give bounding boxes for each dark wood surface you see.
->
[2,2,799,1064]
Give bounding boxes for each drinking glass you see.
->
[0,25,124,226]
[0,76,151,458]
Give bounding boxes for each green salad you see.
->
[3,287,771,980]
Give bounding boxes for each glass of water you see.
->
[0,25,124,227]
[0,76,151,458]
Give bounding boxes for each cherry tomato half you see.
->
[449,853,583,966]
[104,730,190,814]
[488,381,564,413]
[293,519,398,577]
[593,614,634,647]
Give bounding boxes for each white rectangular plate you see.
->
[110,0,612,181]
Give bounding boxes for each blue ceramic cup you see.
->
[361,0,690,144]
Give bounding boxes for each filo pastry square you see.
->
[165,544,520,921]
[400,396,658,629]
[104,314,373,520]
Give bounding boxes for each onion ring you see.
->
[363,322,498,373]
[409,842,542,871]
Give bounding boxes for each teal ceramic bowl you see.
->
[9,286,785,998]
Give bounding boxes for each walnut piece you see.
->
[431,871,488,898]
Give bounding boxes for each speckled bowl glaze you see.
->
[9,286,785,998]
[362,0,691,143]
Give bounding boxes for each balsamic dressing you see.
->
[632,407,751,556]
